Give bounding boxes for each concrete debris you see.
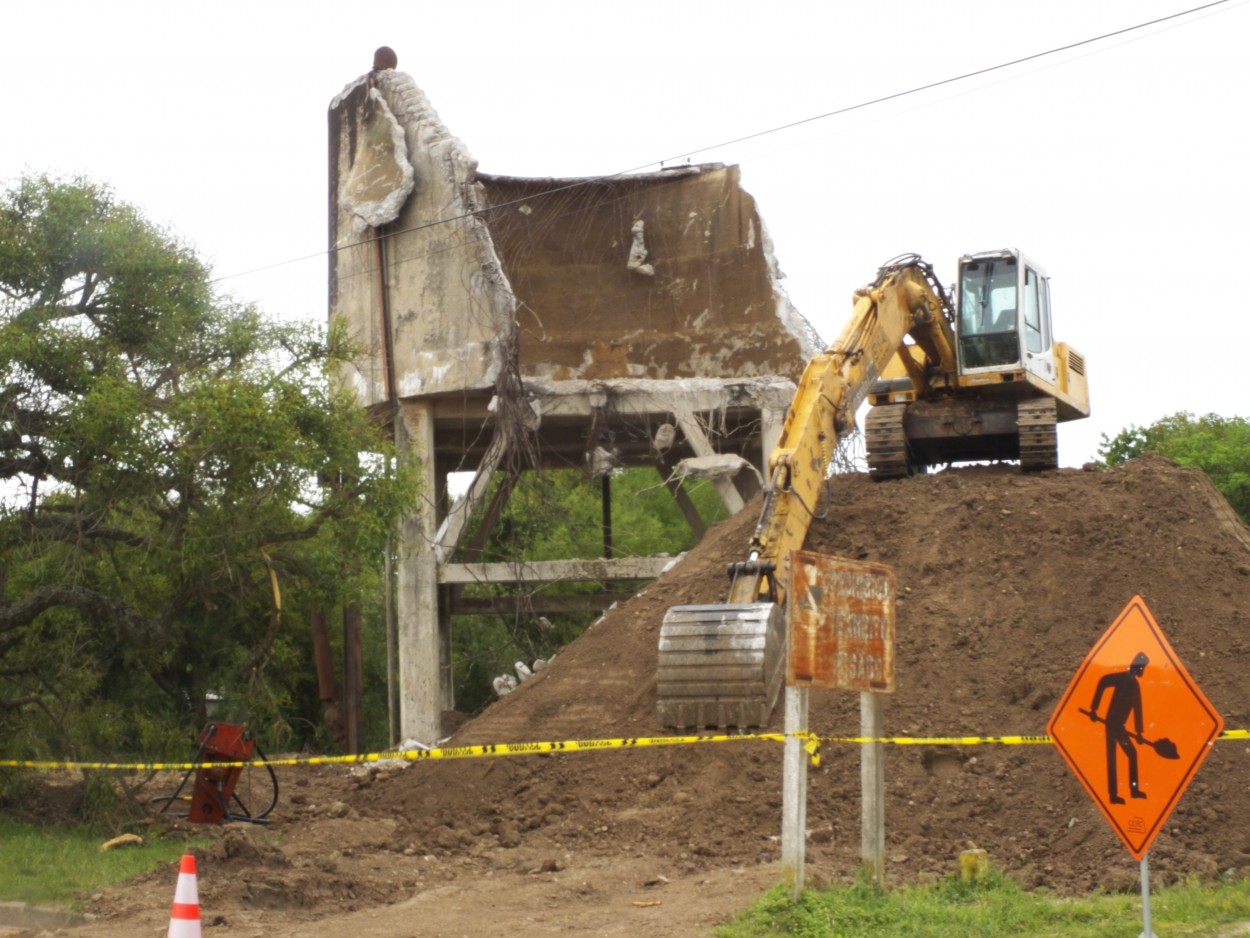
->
[660,551,686,574]
[651,422,677,456]
[585,446,619,478]
[492,674,518,697]
[493,657,554,697]
[626,219,655,276]
[394,737,431,751]
[674,454,763,487]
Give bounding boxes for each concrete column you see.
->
[395,400,444,744]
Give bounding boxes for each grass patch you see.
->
[717,870,1250,937]
[0,818,200,909]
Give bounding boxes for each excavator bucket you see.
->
[656,603,785,729]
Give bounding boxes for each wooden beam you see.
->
[449,593,630,616]
[438,556,674,585]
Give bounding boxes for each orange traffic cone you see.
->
[167,853,202,938]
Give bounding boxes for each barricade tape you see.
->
[2,728,1246,773]
[823,734,1053,746]
[0,732,793,773]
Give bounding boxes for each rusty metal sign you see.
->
[787,551,895,692]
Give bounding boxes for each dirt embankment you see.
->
[69,455,1250,936]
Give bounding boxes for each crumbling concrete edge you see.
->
[334,68,518,393]
[756,213,824,357]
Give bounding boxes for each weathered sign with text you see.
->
[787,551,895,692]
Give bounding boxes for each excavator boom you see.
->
[657,256,958,729]
[728,258,956,606]
[656,250,1089,730]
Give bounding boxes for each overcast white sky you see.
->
[3,0,1247,467]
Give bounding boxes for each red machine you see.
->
[158,722,277,824]
[188,723,255,823]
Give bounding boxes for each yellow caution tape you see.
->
[2,729,1245,773]
[818,734,1053,746]
[0,732,794,773]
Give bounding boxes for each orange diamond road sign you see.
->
[1048,596,1223,860]
[787,551,895,692]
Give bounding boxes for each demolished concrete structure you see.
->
[328,50,821,744]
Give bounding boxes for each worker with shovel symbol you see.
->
[1085,652,1151,805]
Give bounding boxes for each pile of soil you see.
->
[69,455,1250,936]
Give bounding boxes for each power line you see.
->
[214,0,1238,288]
[650,0,1238,167]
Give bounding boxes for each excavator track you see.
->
[864,404,913,480]
[1017,398,1058,471]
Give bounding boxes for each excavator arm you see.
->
[729,256,956,606]
[657,256,958,729]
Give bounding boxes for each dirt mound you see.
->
[76,455,1250,935]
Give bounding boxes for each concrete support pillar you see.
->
[395,400,445,744]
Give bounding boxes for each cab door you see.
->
[1021,263,1056,383]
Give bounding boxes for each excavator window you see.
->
[1023,267,1050,354]
[958,257,1021,370]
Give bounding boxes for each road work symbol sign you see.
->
[1048,596,1223,860]
[787,551,895,692]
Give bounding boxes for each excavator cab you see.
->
[866,248,1086,477]
[957,252,1024,369]
[955,249,1054,379]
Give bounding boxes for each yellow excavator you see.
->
[656,249,1089,729]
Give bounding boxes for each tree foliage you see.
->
[451,467,729,714]
[0,175,414,758]
[1098,411,1250,521]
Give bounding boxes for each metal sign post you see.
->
[860,690,886,887]
[1139,853,1157,938]
[782,551,895,898]
[780,685,809,900]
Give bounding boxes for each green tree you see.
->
[0,175,414,758]
[1098,411,1250,521]
[451,467,729,714]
